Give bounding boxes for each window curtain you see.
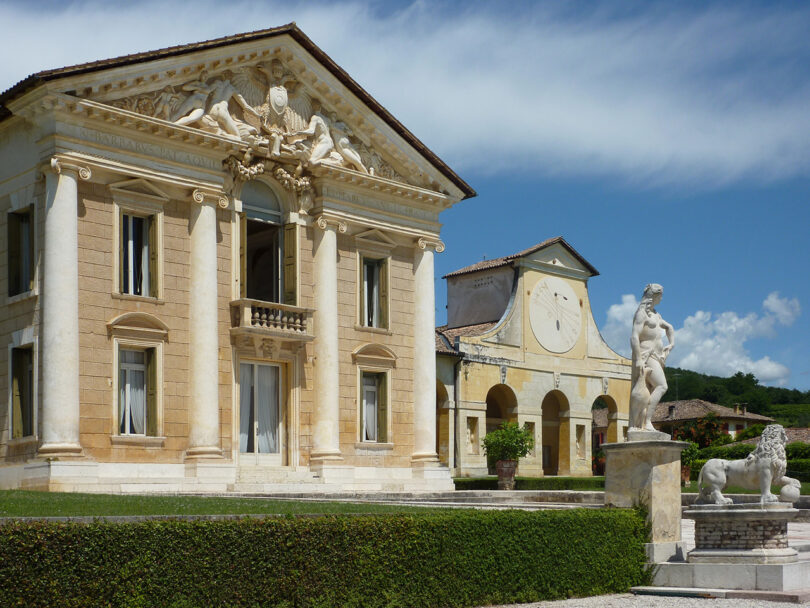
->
[129,369,146,434]
[256,366,278,453]
[363,375,377,441]
[239,364,253,453]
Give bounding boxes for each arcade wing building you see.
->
[0,25,473,492]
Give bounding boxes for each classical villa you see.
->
[0,25,475,492]
[436,237,632,477]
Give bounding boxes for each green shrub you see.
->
[482,422,534,463]
[786,442,810,460]
[453,477,605,491]
[735,424,765,441]
[698,443,754,460]
[786,459,810,482]
[0,510,649,607]
[681,442,700,469]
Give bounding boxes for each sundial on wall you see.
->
[529,276,582,353]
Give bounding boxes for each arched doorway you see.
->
[591,395,617,475]
[541,390,568,476]
[436,381,450,466]
[485,384,518,473]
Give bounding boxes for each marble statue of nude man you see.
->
[629,283,675,431]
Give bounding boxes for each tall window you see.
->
[118,348,157,435]
[120,213,155,297]
[361,371,387,442]
[10,346,34,438]
[361,257,388,328]
[8,208,34,297]
[239,181,297,305]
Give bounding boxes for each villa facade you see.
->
[0,25,473,492]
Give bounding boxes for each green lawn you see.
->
[0,490,440,518]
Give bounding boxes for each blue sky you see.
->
[2,1,808,388]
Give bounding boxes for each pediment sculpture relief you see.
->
[107,60,407,184]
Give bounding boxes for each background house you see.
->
[436,237,631,477]
[650,399,773,438]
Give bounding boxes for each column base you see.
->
[37,443,83,458]
[411,452,440,464]
[310,450,343,463]
[184,446,223,460]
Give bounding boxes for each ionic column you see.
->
[412,237,444,463]
[310,216,345,462]
[38,158,90,457]
[186,190,225,458]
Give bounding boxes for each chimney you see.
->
[668,404,676,418]
[742,404,747,415]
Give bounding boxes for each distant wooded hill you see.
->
[662,367,810,426]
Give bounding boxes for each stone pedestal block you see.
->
[604,439,689,561]
[685,503,799,564]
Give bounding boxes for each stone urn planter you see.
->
[482,422,534,491]
[495,459,518,490]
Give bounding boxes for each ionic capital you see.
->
[192,189,230,209]
[314,215,347,233]
[417,237,445,253]
[46,157,92,181]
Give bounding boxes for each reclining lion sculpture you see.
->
[696,424,801,505]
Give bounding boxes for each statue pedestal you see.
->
[685,503,799,564]
[604,439,689,562]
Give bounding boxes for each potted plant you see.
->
[680,441,699,486]
[482,421,535,490]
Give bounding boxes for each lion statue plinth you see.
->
[696,424,801,505]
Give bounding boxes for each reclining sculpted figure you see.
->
[696,424,801,505]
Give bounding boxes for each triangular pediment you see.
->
[354,228,397,251]
[7,25,472,201]
[517,237,599,279]
[110,178,171,202]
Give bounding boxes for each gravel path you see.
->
[483,593,803,607]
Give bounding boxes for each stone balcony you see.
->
[229,299,315,349]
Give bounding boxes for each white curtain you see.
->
[256,366,278,453]
[119,369,127,434]
[363,376,377,442]
[239,364,253,453]
[129,369,146,434]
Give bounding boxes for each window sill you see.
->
[6,290,37,305]
[7,436,38,447]
[111,435,166,447]
[354,442,394,451]
[112,293,164,304]
[354,325,392,336]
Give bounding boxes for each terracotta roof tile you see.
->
[442,236,598,278]
[653,399,774,424]
[435,321,499,354]
[731,427,810,446]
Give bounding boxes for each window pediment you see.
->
[352,343,397,368]
[107,312,169,340]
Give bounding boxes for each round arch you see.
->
[485,384,518,435]
[541,390,569,476]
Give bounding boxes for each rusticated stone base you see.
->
[685,503,799,564]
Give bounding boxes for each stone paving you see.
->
[484,594,805,607]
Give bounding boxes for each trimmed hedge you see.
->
[0,510,649,608]
[454,476,605,491]
[690,458,810,482]
[787,443,810,460]
[697,444,754,460]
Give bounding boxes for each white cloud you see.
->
[2,1,810,185]
[602,291,801,385]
